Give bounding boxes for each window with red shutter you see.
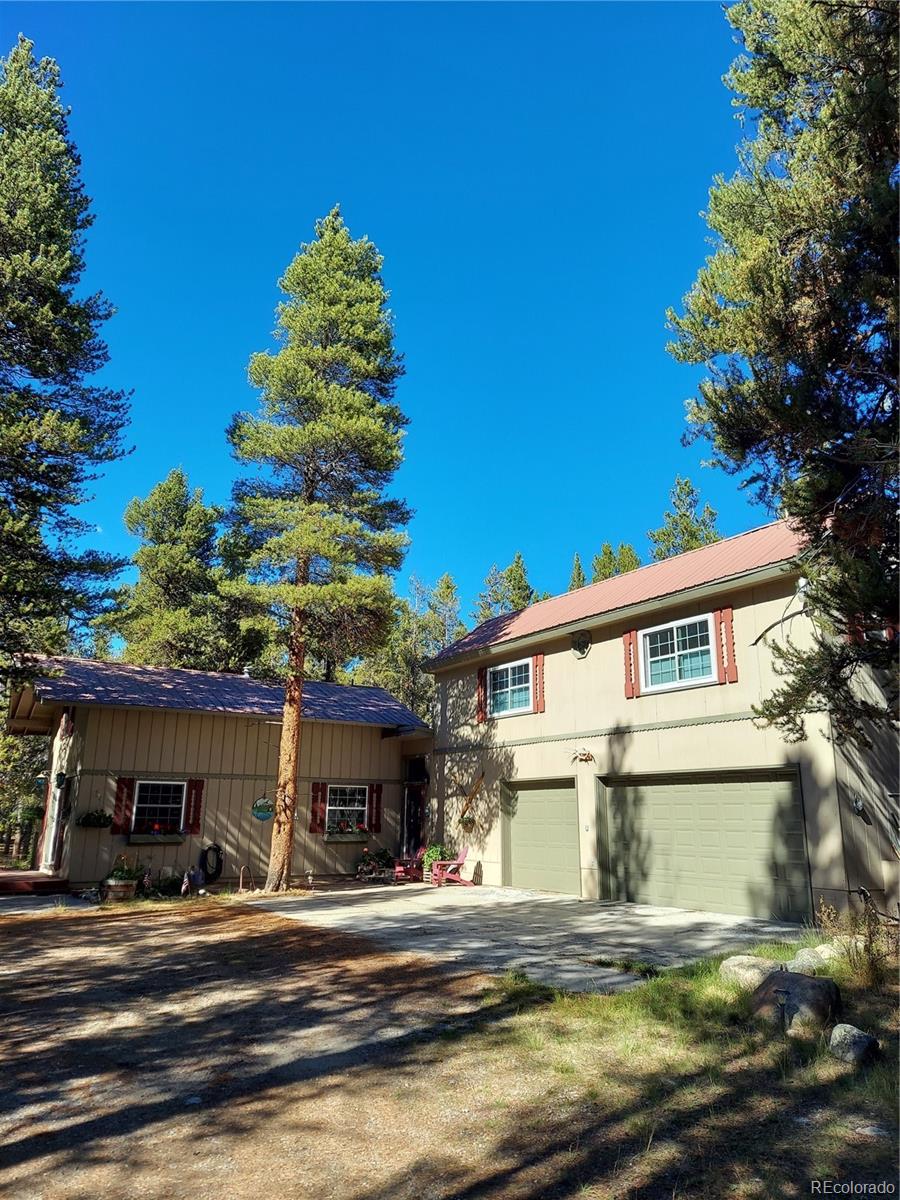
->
[367,783,383,834]
[309,781,327,833]
[111,777,135,833]
[186,779,205,835]
[532,653,545,713]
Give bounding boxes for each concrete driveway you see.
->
[252,883,801,992]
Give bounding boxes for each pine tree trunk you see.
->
[264,624,305,891]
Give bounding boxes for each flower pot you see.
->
[103,879,137,902]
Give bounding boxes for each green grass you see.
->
[474,950,898,1197]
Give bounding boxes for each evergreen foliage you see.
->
[229,208,410,888]
[504,551,535,611]
[473,552,541,623]
[568,553,587,591]
[591,542,641,582]
[667,0,898,741]
[647,477,720,562]
[353,573,467,719]
[0,36,129,688]
[101,468,276,674]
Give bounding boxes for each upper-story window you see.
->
[488,658,532,716]
[640,615,716,693]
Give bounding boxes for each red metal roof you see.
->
[431,521,803,668]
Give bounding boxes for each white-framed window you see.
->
[640,614,717,693]
[488,658,532,717]
[133,780,187,835]
[325,784,369,834]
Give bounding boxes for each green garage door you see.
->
[505,780,581,895]
[603,771,811,922]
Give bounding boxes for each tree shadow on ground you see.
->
[0,905,895,1199]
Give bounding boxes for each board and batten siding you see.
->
[66,705,417,886]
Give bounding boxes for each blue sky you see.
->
[4,2,761,619]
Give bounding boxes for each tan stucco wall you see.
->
[55,705,425,887]
[432,574,889,910]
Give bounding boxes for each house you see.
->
[427,522,898,922]
[6,658,430,889]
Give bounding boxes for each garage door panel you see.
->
[507,782,580,895]
[606,771,811,922]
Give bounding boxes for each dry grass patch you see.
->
[0,906,895,1200]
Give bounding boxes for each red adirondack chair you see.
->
[431,845,473,887]
[393,845,426,883]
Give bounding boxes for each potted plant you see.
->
[423,843,450,885]
[76,809,114,828]
[103,856,145,902]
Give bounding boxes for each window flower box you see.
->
[129,833,185,845]
[323,832,369,844]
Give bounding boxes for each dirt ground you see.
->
[0,903,896,1200]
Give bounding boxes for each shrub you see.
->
[424,844,450,872]
[105,856,145,882]
[816,894,897,990]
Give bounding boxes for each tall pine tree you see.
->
[354,574,466,720]
[103,468,275,673]
[568,553,586,591]
[229,208,410,890]
[647,477,720,561]
[0,37,128,686]
[504,551,535,610]
[472,564,512,624]
[668,1,897,741]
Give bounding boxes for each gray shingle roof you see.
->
[30,657,429,732]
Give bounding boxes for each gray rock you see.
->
[720,955,781,989]
[814,943,842,964]
[786,947,826,975]
[751,971,841,1037]
[829,1023,879,1066]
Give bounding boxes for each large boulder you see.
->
[751,971,841,1037]
[786,947,826,975]
[829,1024,879,1066]
[720,955,781,989]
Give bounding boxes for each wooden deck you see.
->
[0,871,68,896]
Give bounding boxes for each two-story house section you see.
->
[427,522,898,923]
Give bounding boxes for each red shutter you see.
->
[476,667,487,723]
[368,783,383,834]
[111,777,135,833]
[186,779,205,835]
[309,781,326,834]
[722,606,738,683]
[623,631,640,699]
[532,653,545,713]
[712,608,727,684]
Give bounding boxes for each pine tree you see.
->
[647,477,720,562]
[428,572,467,649]
[667,1,897,741]
[568,554,586,591]
[0,37,128,687]
[615,543,641,574]
[102,469,274,673]
[591,542,641,582]
[353,574,466,720]
[473,565,512,625]
[229,208,410,889]
[504,551,535,610]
